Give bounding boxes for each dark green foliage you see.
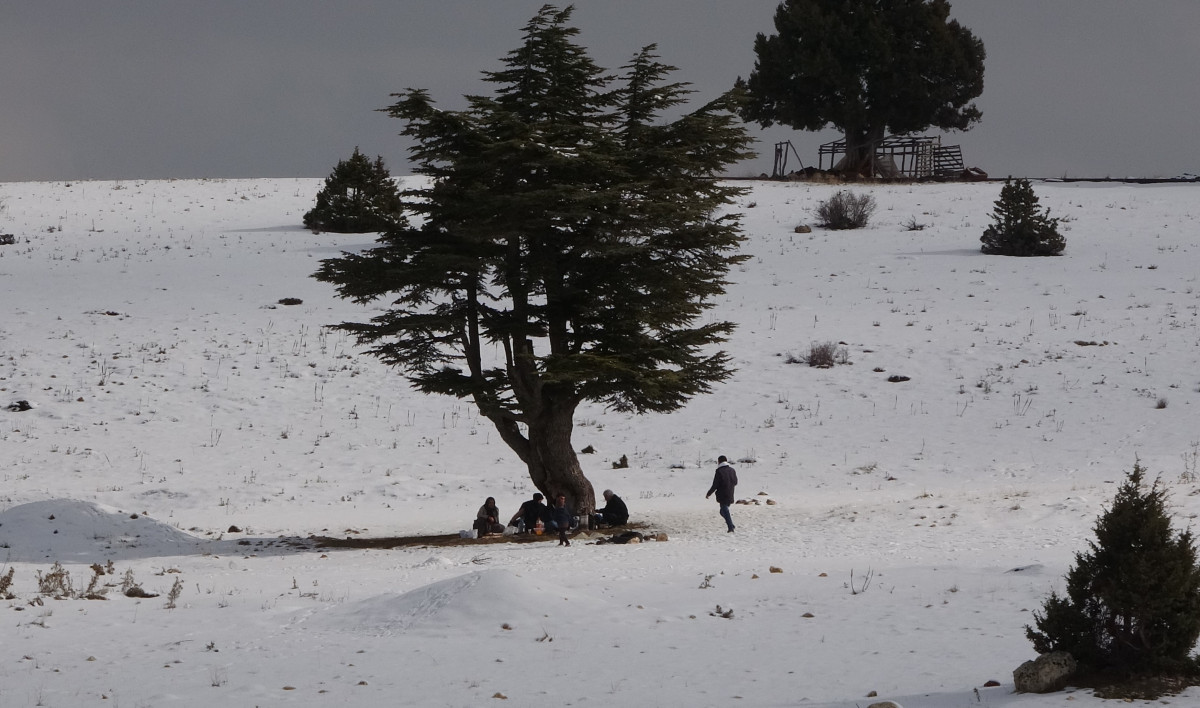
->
[815,190,875,229]
[737,0,985,174]
[314,6,753,512]
[980,178,1065,256]
[303,148,403,233]
[1027,462,1200,677]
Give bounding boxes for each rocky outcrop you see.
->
[1013,651,1076,693]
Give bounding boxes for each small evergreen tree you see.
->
[1027,462,1200,678]
[980,177,1065,256]
[304,148,403,233]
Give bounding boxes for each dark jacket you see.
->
[474,503,502,533]
[598,494,629,525]
[514,499,548,528]
[549,503,572,530]
[707,463,738,505]
[477,503,500,522]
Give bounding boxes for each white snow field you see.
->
[1,177,1198,707]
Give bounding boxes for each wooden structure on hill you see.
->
[772,140,805,179]
[818,134,967,179]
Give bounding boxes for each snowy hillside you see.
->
[1,177,1197,707]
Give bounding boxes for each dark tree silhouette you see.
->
[1028,462,1200,678]
[738,0,985,175]
[313,6,752,513]
[304,147,402,233]
[980,177,1065,256]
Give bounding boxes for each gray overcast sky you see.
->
[3,1,1199,182]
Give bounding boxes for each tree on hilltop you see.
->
[737,0,985,176]
[304,147,402,233]
[313,6,753,514]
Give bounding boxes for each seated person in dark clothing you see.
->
[593,489,629,527]
[509,492,547,533]
[472,496,505,536]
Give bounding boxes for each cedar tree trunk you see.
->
[484,396,596,517]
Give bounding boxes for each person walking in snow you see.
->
[706,455,738,532]
[550,493,573,546]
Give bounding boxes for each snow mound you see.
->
[415,555,456,568]
[0,499,205,562]
[305,568,605,636]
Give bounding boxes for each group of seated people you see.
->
[471,489,629,542]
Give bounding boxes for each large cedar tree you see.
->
[314,6,753,512]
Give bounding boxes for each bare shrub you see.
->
[816,191,876,230]
[36,562,73,598]
[122,568,158,598]
[120,568,137,593]
[0,567,14,599]
[80,567,108,600]
[848,567,874,595]
[165,576,184,609]
[799,341,849,368]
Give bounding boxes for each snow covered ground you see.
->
[1,176,1198,707]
